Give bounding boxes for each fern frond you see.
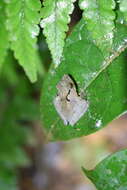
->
[40,0,76,66]
[0,1,9,68]
[5,0,41,82]
[119,0,127,22]
[79,0,116,56]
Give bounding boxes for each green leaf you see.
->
[40,19,127,141]
[0,1,9,68]
[5,0,41,82]
[40,0,76,66]
[83,149,127,190]
[119,0,127,22]
[79,0,116,56]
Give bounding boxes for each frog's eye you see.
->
[69,82,73,88]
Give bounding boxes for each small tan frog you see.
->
[53,74,89,126]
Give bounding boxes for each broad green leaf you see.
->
[79,0,116,56]
[5,0,41,82]
[40,19,127,141]
[83,149,127,190]
[119,0,127,22]
[0,1,9,68]
[40,0,76,66]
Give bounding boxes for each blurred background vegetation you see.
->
[1,1,127,190]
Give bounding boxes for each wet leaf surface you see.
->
[40,19,127,141]
[83,149,127,190]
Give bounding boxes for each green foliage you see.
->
[40,19,127,141]
[83,149,127,190]
[0,1,9,68]
[40,0,76,66]
[119,0,127,22]
[79,0,116,56]
[5,0,41,82]
[39,2,127,189]
[0,51,40,190]
[1,0,127,190]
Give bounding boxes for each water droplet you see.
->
[106,32,114,39]
[78,33,82,40]
[12,36,17,41]
[106,169,112,175]
[76,128,81,131]
[95,120,102,128]
[92,72,97,77]
[112,178,119,184]
[4,0,10,3]
[50,70,55,76]
[31,25,39,38]
[40,14,55,28]
[57,1,67,9]
[80,0,89,9]
[124,38,127,42]
[120,19,124,24]
[120,6,127,12]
